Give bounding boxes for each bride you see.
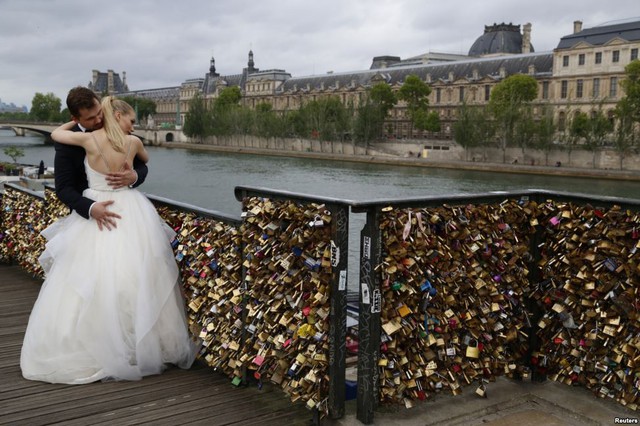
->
[20,96,197,384]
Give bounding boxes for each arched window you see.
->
[558,111,566,131]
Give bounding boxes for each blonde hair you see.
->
[101,96,134,153]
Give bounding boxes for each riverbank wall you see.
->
[161,135,640,182]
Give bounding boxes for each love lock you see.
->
[466,339,480,358]
[308,215,324,227]
[475,383,487,398]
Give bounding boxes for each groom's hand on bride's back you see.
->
[106,162,138,189]
[90,200,122,231]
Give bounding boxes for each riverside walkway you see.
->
[0,265,312,426]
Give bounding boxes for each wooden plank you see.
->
[0,265,311,425]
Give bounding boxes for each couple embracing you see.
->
[20,87,197,384]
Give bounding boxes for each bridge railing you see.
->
[350,189,640,423]
[0,183,351,421]
[3,183,640,423]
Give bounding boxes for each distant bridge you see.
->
[0,122,187,145]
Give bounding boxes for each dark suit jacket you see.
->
[54,124,149,219]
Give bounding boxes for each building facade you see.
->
[103,18,640,139]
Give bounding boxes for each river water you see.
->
[1,129,637,215]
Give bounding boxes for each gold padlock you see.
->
[466,339,480,358]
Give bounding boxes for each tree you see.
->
[488,74,538,162]
[354,83,397,144]
[513,106,536,157]
[397,74,432,135]
[611,60,640,169]
[3,146,24,163]
[613,98,637,170]
[215,87,242,109]
[354,98,383,146]
[183,93,210,142]
[453,102,493,160]
[119,96,157,122]
[369,82,397,119]
[533,106,556,166]
[30,92,62,122]
[619,59,640,124]
[254,102,286,138]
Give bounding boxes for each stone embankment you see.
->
[162,140,640,182]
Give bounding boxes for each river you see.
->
[1,129,638,216]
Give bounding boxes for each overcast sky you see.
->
[1,0,638,109]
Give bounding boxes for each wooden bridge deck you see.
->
[0,265,313,425]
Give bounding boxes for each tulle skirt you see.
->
[20,187,197,384]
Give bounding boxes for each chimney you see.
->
[522,23,532,54]
[573,20,583,34]
[122,71,127,87]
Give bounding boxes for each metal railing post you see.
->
[356,207,381,424]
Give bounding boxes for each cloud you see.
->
[0,0,637,108]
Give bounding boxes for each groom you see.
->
[54,86,149,230]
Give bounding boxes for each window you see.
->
[595,52,602,64]
[484,85,490,101]
[576,79,583,98]
[612,50,620,63]
[610,77,618,97]
[578,54,585,65]
[562,55,569,67]
[561,80,568,99]
[632,48,639,61]
[459,87,464,102]
[593,78,600,98]
[436,88,441,103]
[542,81,549,99]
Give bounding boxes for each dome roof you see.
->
[468,23,533,56]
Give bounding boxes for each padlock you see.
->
[466,339,480,358]
[475,383,487,397]
[307,215,324,228]
[446,344,456,357]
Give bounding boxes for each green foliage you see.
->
[254,103,286,138]
[398,75,431,113]
[119,96,157,120]
[354,99,384,144]
[3,146,25,163]
[489,75,538,111]
[489,74,538,160]
[533,106,556,153]
[215,87,242,109]
[183,93,210,141]
[620,60,640,124]
[398,75,432,131]
[353,84,397,144]
[453,103,491,150]
[30,92,62,122]
[513,106,536,152]
[369,83,397,118]
[0,111,30,121]
[297,97,350,141]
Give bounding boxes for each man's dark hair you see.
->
[66,86,100,118]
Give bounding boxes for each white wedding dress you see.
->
[21,157,197,384]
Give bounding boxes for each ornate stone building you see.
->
[112,17,640,138]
